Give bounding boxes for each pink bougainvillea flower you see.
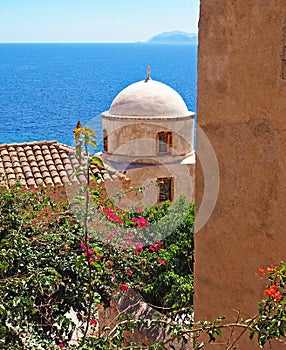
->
[149,245,156,252]
[96,254,103,259]
[135,241,144,250]
[88,248,94,255]
[127,269,133,276]
[106,233,114,240]
[58,344,64,349]
[89,257,95,263]
[133,216,149,229]
[135,206,144,213]
[121,283,129,293]
[90,319,97,325]
[51,193,56,197]
[80,242,86,249]
[158,259,167,266]
[103,208,123,224]
[114,229,121,235]
[31,222,37,226]
[133,248,139,255]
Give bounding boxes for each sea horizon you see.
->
[0,43,197,149]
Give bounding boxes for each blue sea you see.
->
[0,44,197,149]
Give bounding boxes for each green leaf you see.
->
[91,156,104,167]
[83,126,97,137]
[87,137,98,150]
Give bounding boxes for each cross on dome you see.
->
[145,66,151,82]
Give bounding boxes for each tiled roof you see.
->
[0,140,125,189]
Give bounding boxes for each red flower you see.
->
[258,268,265,275]
[149,245,156,252]
[121,283,129,292]
[89,257,95,263]
[158,259,166,266]
[90,319,97,325]
[274,292,281,302]
[80,242,86,249]
[127,269,133,276]
[31,222,37,226]
[264,285,279,297]
[58,344,64,349]
[51,193,56,197]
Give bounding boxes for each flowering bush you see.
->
[251,263,286,347]
[0,123,285,349]
[0,182,195,349]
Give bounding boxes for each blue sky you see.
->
[0,0,200,43]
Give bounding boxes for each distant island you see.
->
[145,31,198,45]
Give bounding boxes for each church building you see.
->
[101,67,195,207]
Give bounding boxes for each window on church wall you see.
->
[157,131,172,154]
[103,129,108,152]
[157,177,173,202]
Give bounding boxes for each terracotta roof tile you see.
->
[0,140,125,189]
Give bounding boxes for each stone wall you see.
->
[195,1,286,349]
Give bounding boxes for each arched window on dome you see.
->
[103,129,108,152]
[157,131,172,154]
[157,177,173,202]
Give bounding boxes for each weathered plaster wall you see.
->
[195,0,286,349]
[104,163,195,208]
[102,115,194,161]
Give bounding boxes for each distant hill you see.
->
[146,31,198,44]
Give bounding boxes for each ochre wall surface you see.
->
[102,115,194,161]
[195,1,286,349]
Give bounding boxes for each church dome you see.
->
[108,79,189,117]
